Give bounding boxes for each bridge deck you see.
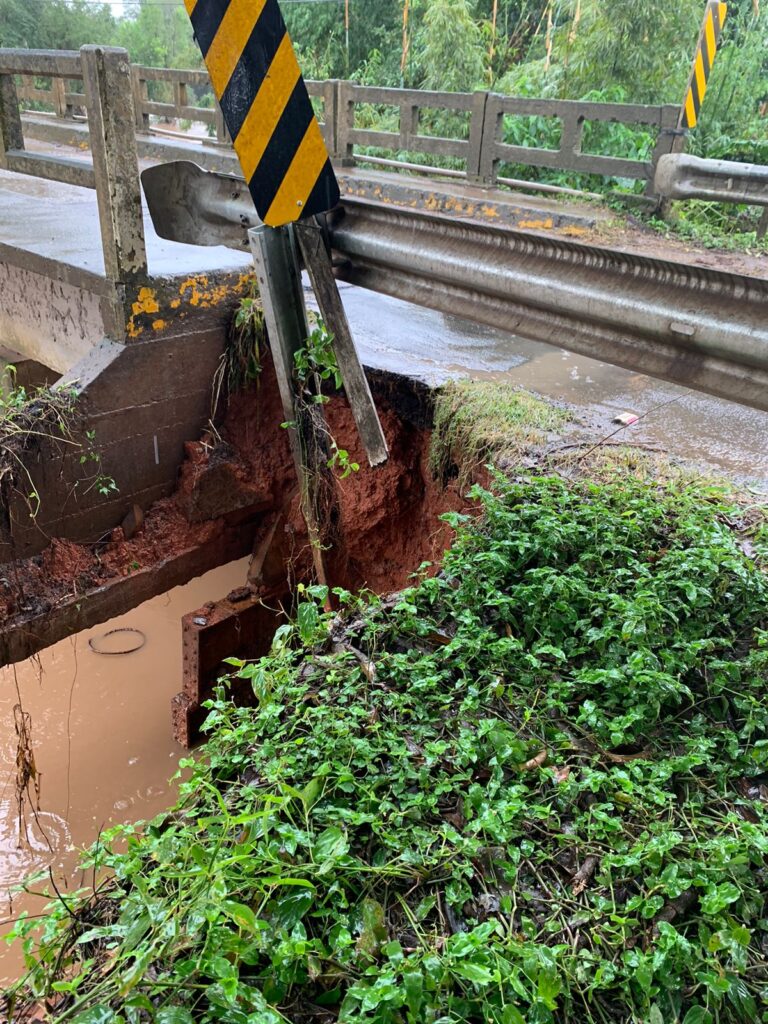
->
[0,165,251,283]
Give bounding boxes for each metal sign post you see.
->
[294,220,388,467]
[141,160,389,469]
[248,223,333,591]
[171,0,388,590]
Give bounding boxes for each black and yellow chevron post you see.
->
[183,0,340,227]
[680,1,727,130]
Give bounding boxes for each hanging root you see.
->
[13,702,51,853]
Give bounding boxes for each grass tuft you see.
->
[430,379,571,484]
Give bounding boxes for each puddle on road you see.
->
[329,283,768,489]
[500,348,768,487]
[0,556,250,984]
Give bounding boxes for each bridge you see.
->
[1,44,767,733]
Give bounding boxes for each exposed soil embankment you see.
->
[0,356,476,661]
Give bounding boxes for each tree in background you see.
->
[285,0,402,82]
[0,0,116,49]
[117,1,200,70]
[548,0,703,103]
[417,0,486,91]
[0,0,39,48]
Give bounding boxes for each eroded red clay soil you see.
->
[0,356,471,626]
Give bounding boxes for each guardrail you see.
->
[333,82,679,194]
[12,54,680,197]
[0,46,148,336]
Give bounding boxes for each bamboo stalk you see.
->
[544,1,554,71]
[489,0,499,68]
[400,0,410,80]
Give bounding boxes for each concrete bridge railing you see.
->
[0,46,147,338]
[8,50,680,200]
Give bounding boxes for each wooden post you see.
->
[81,45,148,337]
[294,220,388,467]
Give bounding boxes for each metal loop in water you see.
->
[88,628,146,656]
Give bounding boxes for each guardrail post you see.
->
[466,90,489,183]
[0,72,24,163]
[81,45,147,338]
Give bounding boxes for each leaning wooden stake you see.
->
[248,224,332,593]
[294,220,389,467]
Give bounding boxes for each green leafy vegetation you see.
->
[7,469,768,1023]
[290,318,360,481]
[0,366,115,518]
[645,201,768,253]
[212,284,267,421]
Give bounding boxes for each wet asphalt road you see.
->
[307,281,768,490]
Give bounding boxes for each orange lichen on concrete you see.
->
[518,217,554,230]
[125,274,253,338]
[132,287,160,316]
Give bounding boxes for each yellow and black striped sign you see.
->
[184,0,339,227]
[681,1,727,130]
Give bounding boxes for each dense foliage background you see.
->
[0,0,764,159]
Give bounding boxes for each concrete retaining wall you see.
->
[0,317,232,562]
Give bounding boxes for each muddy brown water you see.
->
[0,557,250,984]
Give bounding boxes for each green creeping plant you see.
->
[6,473,768,1024]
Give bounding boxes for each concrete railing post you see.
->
[648,104,684,199]
[130,65,150,132]
[560,108,585,164]
[81,45,148,339]
[214,99,230,144]
[477,92,502,186]
[52,75,70,118]
[336,80,356,166]
[467,91,489,183]
[0,72,24,163]
[323,79,340,158]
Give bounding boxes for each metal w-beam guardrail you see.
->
[655,152,768,206]
[140,161,768,416]
[331,197,768,413]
